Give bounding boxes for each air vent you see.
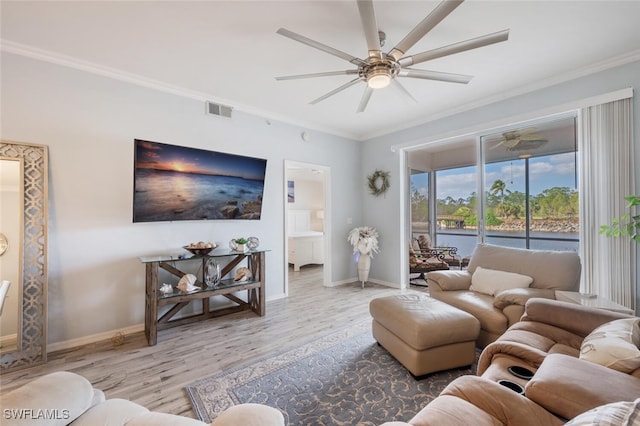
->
[206,101,233,118]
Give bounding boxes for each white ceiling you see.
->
[2,1,640,141]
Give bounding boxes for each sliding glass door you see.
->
[407,113,579,270]
[481,116,579,252]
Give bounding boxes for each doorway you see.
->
[284,161,331,295]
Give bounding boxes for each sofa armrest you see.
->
[493,288,556,310]
[0,371,99,426]
[211,403,285,426]
[521,298,633,338]
[410,375,563,426]
[425,270,471,292]
[525,353,640,420]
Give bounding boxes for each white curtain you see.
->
[579,96,635,309]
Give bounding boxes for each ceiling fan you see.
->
[487,129,549,151]
[275,0,509,112]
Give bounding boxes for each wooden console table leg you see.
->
[255,251,266,316]
[145,262,159,346]
[246,252,265,316]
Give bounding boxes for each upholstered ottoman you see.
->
[370,293,480,376]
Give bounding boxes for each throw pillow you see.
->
[565,398,640,426]
[469,266,533,296]
[580,317,640,373]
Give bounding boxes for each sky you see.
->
[412,152,577,201]
[135,139,267,181]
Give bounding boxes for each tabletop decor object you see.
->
[205,258,221,288]
[229,237,248,252]
[184,241,216,256]
[247,236,260,250]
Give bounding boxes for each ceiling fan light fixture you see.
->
[366,69,391,89]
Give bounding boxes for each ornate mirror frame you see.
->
[0,140,48,372]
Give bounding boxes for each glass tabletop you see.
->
[139,248,269,263]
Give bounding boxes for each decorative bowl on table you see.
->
[183,242,217,256]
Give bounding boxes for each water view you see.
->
[134,169,264,222]
[434,230,579,259]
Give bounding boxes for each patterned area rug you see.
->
[185,321,478,425]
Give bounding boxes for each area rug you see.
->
[185,321,478,425]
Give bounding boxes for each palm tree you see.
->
[490,179,506,217]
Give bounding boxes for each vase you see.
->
[357,252,371,288]
[205,258,221,288]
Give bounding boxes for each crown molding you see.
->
[1,39,214,101]
[0,39,358,141]
[3,39,639,142]
[365,49,640,141]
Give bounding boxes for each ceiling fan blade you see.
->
[309,77,362,105]
[392,79,418,104]
[277,28,366,66]
[276,70,359,81]
[388,0,464,61]
[357,86,374,113]
[399,29,510,67]
[399,68,473,84]
[357,0,382,58]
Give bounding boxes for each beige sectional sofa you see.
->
[0,371,284,426]
[388,298,640,426]
[427,243,581,347]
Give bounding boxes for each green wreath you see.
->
[367,170,390,196]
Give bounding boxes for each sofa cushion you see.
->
[466,244,580,291]
[521,298,632,339]
[565,398,640,426]
[470,266,533,296]
[579,317,640,373]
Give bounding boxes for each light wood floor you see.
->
[1,266,426,418]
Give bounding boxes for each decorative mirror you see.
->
[0,140,48,372]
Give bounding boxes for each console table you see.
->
[139,248,268,346]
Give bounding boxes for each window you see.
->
[481,116,578,252]
[410,170,430,237]
[435,165,478,259]
[408,114,579,264]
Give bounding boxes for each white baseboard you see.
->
[47,324,144,353]
[326,277,401,289]
[266,292,287,301]
[325,277,358,287]
[46,281,398,353]
[48,293,288,353]
[367,278,401,289]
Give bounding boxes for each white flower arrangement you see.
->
[347,226,380,256]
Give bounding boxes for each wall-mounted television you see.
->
[133,139,267,222]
